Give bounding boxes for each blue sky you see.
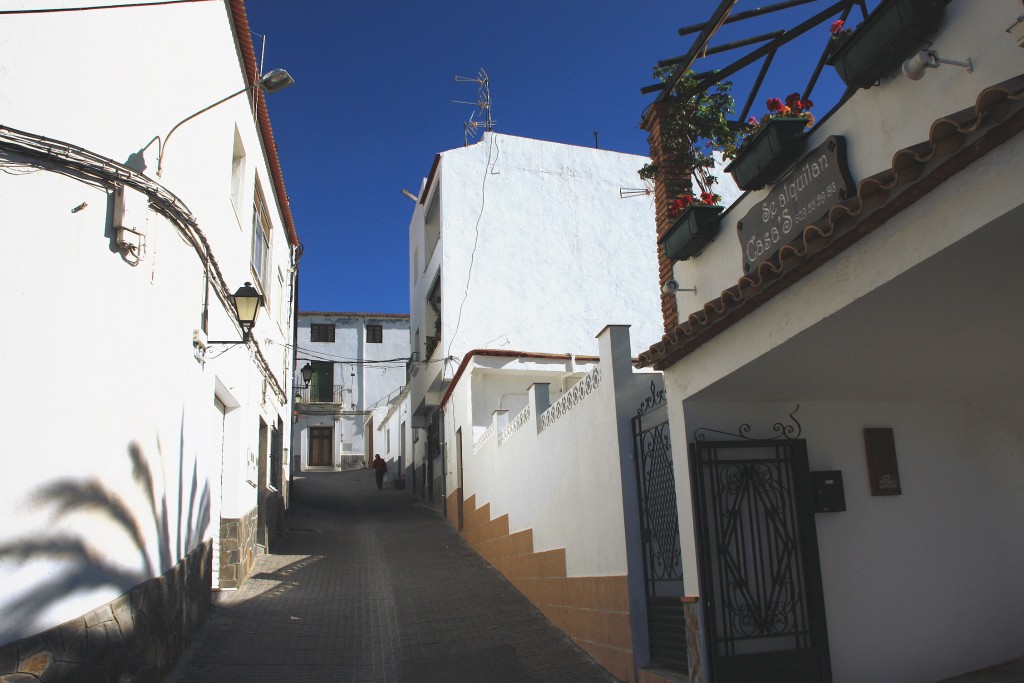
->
[244,0,866,314]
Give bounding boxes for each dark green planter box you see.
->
[827,0,946,89]
[659,204,723,261]
[725,117,808,191]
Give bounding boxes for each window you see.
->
[251,185,271,294]
[367,324,383,343]
[424,188,441,266]
[229,127,246,218]
[277,268,285,327]
[311,323,335,342]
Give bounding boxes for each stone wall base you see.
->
[683,598,704,683]
[219,506,258,589]
[0,540,211,683]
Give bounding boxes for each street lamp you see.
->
[300,362,313,387]
[209,282,263,345]
[156,68,295,176]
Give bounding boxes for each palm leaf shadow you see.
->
[0,438,210,644]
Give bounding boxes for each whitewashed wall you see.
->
[407,133,664,419]
[0,0,296,641]
[292,314,410,469]
[446,328,661,577]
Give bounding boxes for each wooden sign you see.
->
[736,136,854,274]
[864,428,902,496]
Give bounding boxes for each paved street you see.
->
[167,470,618,682]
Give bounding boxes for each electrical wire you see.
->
[0,0,215,15]
[0,124,288,405]
[444,131,498,363]
[267,339,434,366]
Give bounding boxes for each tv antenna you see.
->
[620,176,655,199]
[452,68,495,145]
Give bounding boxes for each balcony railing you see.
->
[294,385,344,404]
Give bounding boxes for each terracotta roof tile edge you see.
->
[228,0,298,247]
[638,74,1024,370]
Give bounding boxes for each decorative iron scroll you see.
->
[499,404,531,442]
[636,379,667,416]
[473,423,495,454]
[712,459,805,640]
[693,404,802,442]
[637,420,683,583]
[539,367,601,432]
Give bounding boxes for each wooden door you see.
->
[309,426,333,467]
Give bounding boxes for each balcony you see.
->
[425,335,441,360]
[294,385,344,404]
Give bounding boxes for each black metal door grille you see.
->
[691,439,831,683]
[632,398,687,672]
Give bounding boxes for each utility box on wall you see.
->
[811,470,846,512]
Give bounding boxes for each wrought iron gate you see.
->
[632,384,687,671]
[690,437,831,683]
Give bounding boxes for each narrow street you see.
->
[166,471,618,683]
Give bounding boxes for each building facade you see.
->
[0,1,298,679]
[640,2,1024,682]
[292,312,410,471]
[380,132,677,679]
[405,132,666,507]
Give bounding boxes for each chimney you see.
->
[642,102,693,333]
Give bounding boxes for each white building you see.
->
[405,132,665,504]
[370,132,672,679]
[292,312,410,471]
[0,1,298,679]
[639,2,1024,682]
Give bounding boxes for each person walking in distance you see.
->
[371,454,388,490]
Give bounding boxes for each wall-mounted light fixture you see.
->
[208,282,263,345]
[156,68,295,176]
[300,362,313,387]
[1007,13,1024,48]
[902,50,973,81]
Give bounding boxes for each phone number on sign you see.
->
[745,181,838,263]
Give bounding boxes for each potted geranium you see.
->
[827,0,946,89]
[724,93,814,191]
[640,68,735,209]
[640,68,734,261]
[659,191,724,261]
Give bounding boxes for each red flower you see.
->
[802,98,814,110]
[668,197,688,217]
[670,192,718,217]
[785,92,802,109]
[830,19,845,35]
[766,97,783,113]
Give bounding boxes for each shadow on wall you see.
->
[0,435,210,645]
